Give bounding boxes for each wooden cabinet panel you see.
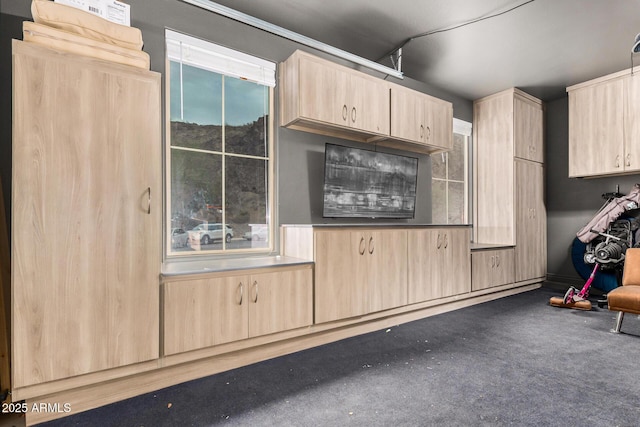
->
[12,41,161,388]
[568,78,624,177]
[164,276,249,356]
[471,249,515,291]
[390,86,453,150]
[248,268,313,337]
[474,90,515,245]
[514,94,544,162]
[314,229,407,323]
[281,50,389,138]
[408,228,470,303]
[315,230,366,323]
[163,266,312,356]
[368,230,408,312]
[297,54,349,127]
[515,160,547,282]
[624,73,640,171]
[280,50,452,154]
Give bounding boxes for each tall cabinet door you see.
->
[514,160,546,282]
[314,230,366,323]
[474,91,515,245]
[368,230,408,312]
[12,42,161,388]
[514,95,544,162]
[568,79,624,177]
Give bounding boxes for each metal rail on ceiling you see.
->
[180,0,404,79]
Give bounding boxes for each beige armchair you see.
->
[608,248,640,333]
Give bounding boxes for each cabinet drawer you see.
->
[471,249,515,291]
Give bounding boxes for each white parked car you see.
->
[190,223,234,245]
[243,224,268,241]
[171,228,189,248]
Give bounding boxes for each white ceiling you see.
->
[208,0,640,102]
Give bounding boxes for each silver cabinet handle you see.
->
[443,233,448,249]
[615,155,620,168]
[425,126,431,140]
[342,104,348,121]
[627,154,632,167]
[420,124,424,139]
[496,255,500,267]
[368,236,374,254]
[147,187,151,214]
[436,233,442,249]
[351,107,357,123]
[490,256,495,268]
[237,281,244,305]
[252,280,258,303]
[359,237,366,255]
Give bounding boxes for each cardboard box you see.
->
[54,0,130,26]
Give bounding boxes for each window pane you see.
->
[432,152,446,179]
[225,77,269,157]
[449,134,466,181]
[432,179,447,224]
[448,181,465,224]
[225,156,268,248]
[170,149,222,252]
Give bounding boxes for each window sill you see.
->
[161,255,313,278]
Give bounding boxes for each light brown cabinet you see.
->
[568,77,625,177]
[515,160,546,282]
[567,69,640,178]
[407,228,471,303]
[473,88,546,284]
[11,41,161,388]
[279,50,453,154]
[314,229,407,323]
[471,248,515,291]
[280,50,390,139]
[473,88,544,246]
[390,85,453,151]
[163,266,313,356]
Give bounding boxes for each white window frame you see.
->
[432,118,472,224]
[165,30,276,258]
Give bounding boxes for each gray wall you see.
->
[545,97,640,285]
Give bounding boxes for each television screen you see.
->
[322,143,418,219]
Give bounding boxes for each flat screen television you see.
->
[322,143,418,219]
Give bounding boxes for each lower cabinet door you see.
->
[163,266,313,356]
[248,268,313,337]
[163,275,249,356]
[471,249,515,291]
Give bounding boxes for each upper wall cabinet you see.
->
[280,50,390,140]
[279,50,453,154]
[567,69,640,178]
[390,85,453,151]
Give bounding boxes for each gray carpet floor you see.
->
[38,285,640,426]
